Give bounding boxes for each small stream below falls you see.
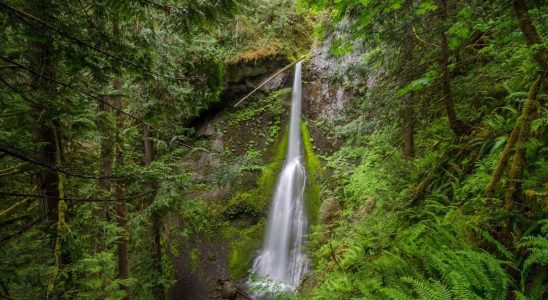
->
[250,61,309,295]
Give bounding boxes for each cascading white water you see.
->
[251,61,308,292]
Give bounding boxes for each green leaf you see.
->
[417,0,437,15]
[397,70,440,96]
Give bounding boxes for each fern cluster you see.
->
[302,101,546,299]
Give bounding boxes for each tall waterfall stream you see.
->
[251,61,309,294]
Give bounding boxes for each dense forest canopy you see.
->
[0,0,546,299]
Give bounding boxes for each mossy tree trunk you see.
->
[402,0,415,159]
[48,129,69,296]
[143,125,166,300]
[114,78,129,282]
[485,125,520,197]
[486,0,545,256]
[512,0,547,73]
[504,0,546,210]
[112,18,129,290]
[26,0,59,221]
[436,0,468,136]
[488,0,546,202]
[503,76,542,211]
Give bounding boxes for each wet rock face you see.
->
[191,115,223,182]
[301,19,366,125]
[171,240,231,300]
[220,280,237,299]
[304,23,364,84]
[173,59,293,300]
[302,80,352,122]
[224,56,289,86]
[221,56,291,106]
[300,18,382,155]
[300,35,361,155]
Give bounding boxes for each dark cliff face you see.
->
[187,56,291,129]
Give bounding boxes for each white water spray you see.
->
[251,61,308,292]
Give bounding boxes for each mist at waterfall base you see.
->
[248,61,309,296]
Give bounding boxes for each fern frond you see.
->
[402,276,450,300]
[521,249,548,277]
[513,290,531,300]
[378,287,415,300]
[447,270,481,300]
[430,280,453,299]
[475,227,515,261]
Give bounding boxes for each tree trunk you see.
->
[487,0,546,203]
[488,0,545,254]
[95,3,113,219]
[402,0,415,159]
[151,213,164,299]
[48,130,69,295]
[504,76,542,210]
[512,0,547,73]
[485,125,520,197]
[436,0,468,136]
[26,0,59,221]
[503,0,546,208]
[115,190,128,281]
[114,78,129,281]
[143,125,166,300]
[144,125,154,166]
[112,18,129,287]
[98,98,114,218]
[86,1,112,254]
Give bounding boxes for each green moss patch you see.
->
[223,127,289,279]
[257,127,288,196]
[226,220,265,279]
[225,88,289,128]
[301,121,324,225]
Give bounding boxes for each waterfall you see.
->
[251,61,309,292]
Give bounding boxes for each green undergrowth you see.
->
[300,109,547,299]
[225,88,289,128]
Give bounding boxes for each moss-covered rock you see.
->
[223,128,289,279]
[222,192,262,226]
[302,121,324,225]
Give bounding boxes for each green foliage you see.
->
[397,69,439,97]
[515,219,548,296]
[219,0,313,62]
[330,38,353,58]
[0,0,286,298]
[296,0,547,291]
[2,0,547,298]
